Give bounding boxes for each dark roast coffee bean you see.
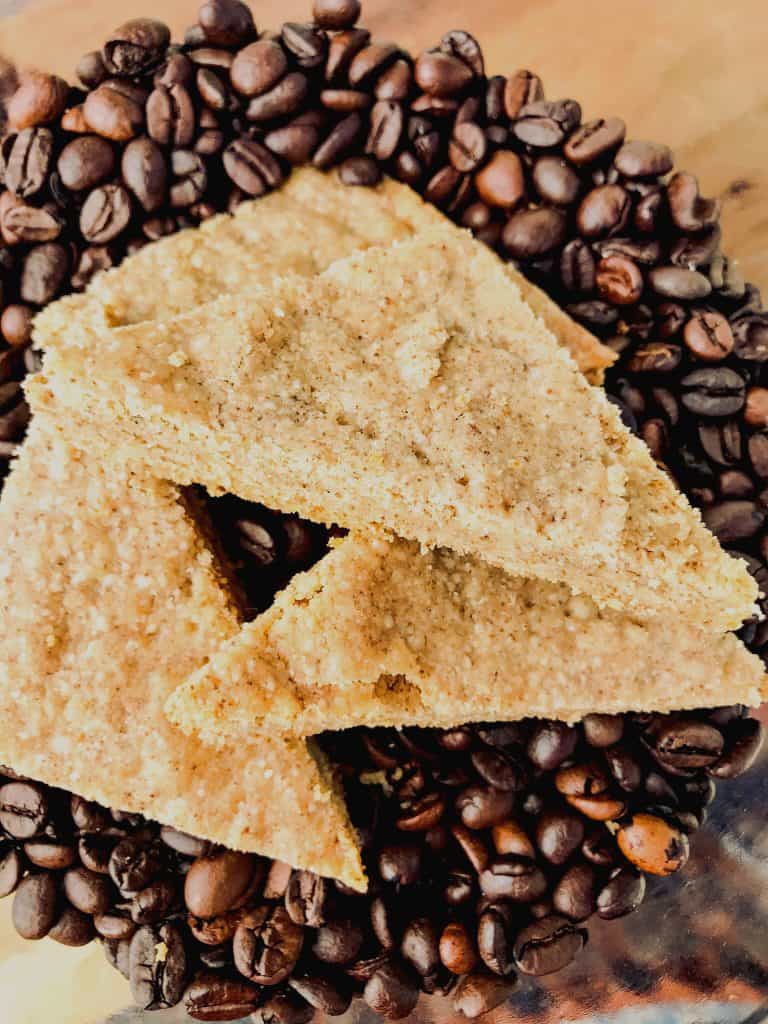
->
[48,906,95,947]
[12,872,59,939]
[444,869,474,906]
[5,127,53,197]
[282,23,328,70]
[170,150,208,206]
[76,50,108,89]
[103,19,170,76]
[415,50,473,98]
[439,920,478,974]
[0,843,23,898]
[84,82,145,141]
[502,207,566,259]
[94,911,137,941]
[552,862,596,921]
[312,918,364,965]
[57,135,115,192]
[582,714,623,748]
[749,433,768,477]
[560,239,596,292]
[535,809,585,865]
[475,150,525,209]
[667,171,720,231]
[80,184,131,244]
[617,813,689,875]
[527,722,578,770]
[614,140,673,178]
[709,717,764,778]
[363,961,420,1020]
[366,100,403,161]
[470,748,525,791]
[479,857,548,902]
[64,866,115,914]
[576,184,631,238]
[477,903,514,975]
[596,867,646,919]
[452,973,515,1018]
[555,762,610,798]
[265,111,323,165]
[532,155,580,205]
[649,265,712,300]
[109,836,163,893]
[184,849,259,919]
[104,937,132,979]
[131,878,176,924]
[395,790,445,831]
[513,915,586,975]
[596,255,643,305]
[313,0,362,30]
[745,386,768,427]
[0,780,49,838]
[681,367,746,417]
[289,974,351,1016]
[198,0,255,47]
[230,40,287,98]
[121,137,166,212]
[129,922,188,1010]
[184,971,263,1022]
[234,904,304,984]
[255,990,314,1024]
[146,84,196,147]
[704,500,765,543]
[223,139,283,196]
[448,121,486,173]
[6,72,68,131]
[683,310,734,361]
[456,785,515,830]
[401,916,440,975]
[285,870,328,927]
[564,117,625,165]
[513,99,581,148]
[653,720,724,769]
[378,842,421,885]
[491,820,535,859]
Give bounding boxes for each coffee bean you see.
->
[477,904,514,975]
[480,857,548,902]
[667,171,720,231]
[474,150,524,209]
[470,748,525,792]
[170,150,208,206]
[749,432,768,477]
[456,785,515,830]
[371,59,411,102]
[535,809,585,865]
[555,762,610,799]
[84,82,145,141]
[596,867,646,919]
[503,69,543,119]
[234,904,303,984]
[325,29,371,82]
[616,813,689,875]
[513,99,581,148]
[648,265,712,300]
[12,872,58,939]
[502,207,566,259]
[104,936,132,979]
[198,0,255,46]
[130,878,176,925]
[401,916,440,975]
[732,314,768,361]
[282,23,328,70]
[230,41,287,98]
[184,849,259,919]
[0,843,23,898]
[24,838,76,870]
[366,100,403,161]
[94,911,137,941]
[653,719,724,770]
[57,135,114,193]
[79,183,131,244]
[439,921,477,974]
[370,894,398,950]
[285,870,328,927]
[613,140,673,178]
[451,823,491,872]
[73,246,116,292]
[514,915,586,975]
[109,836,163,894]
[681,309,735,362]
[146,84,196,147]
[532,155,580,205]
[184,971,263,1022]
[452,972,515,1018]
[120,136,166,212]
[581,714,623,748]
[289,974,351,1016]
[681,367,746,417]
[312,112,361,169]
[363,961,420,1020]
[310,917,364,965]
[448,122,486,173]
[596,255,643,305]
[129,922,188,1010]
[223,138,283,196]
[564,117,626,166]
[377,842,421,885]
[0,304,33,347]
[560,239,596,292]
[254,991,314,1024]
[744,385,768,426]
[709,717,764,778]
[577,184,631,238]
[4,127,53,198]
[313,0,361,29]
[155,52,193,88]
[76,50,108,89]
[265,111,324,165]
[102,19,170,76]
[444,868,474,906]
[247,72,308,122]
[64,866,115,915]
[703,500,765,543]
[527,722,578,771]
[48,906,95,947]
[7,72,68,131]
[552,861,597,921]
[415,50,474,98]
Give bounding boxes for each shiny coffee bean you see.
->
[596,867,646,919]
[614,140,673,178]
[48,906,95,947]
[667,171,720,231]
[84,82,145,141]
[502,207,566,258]
[617,813,689,875]
[198,0,255,47]
[577,184,631,238]
[312,918,364,965]
[596,255,643,305]
[652,719,724,769]
[477,903,514,975]
[146,84,195,147]
[514,915,586,975]
[564,117,625,165]
[560,239,596,292]
[552,861,597,922]
[527,722,578,771]
[12,872,59,939]
[681,367,746,417]
[184,971,263,1022]
[286,870,328,927]
[532,155,581,205]
[401,916,440,976]
[289,974,351,1016]
[452,972,515,1018]
[536,809,585,865]
[129,922,188,1011]
[709,717,764,778]
[480,857,548,902]
[456,786,515,830]
[491,820,535,859]
[184,850,259,919]
[254,990,314,1024]
[109,836,163,894]
[439,920,478,974]
[555,762,610,798]
[703,500,765,543]
[234,904,304,984]
[474,150,525,209]
[513,99,581,148]
[64,866,115,914]
[363,961,420,1020]
[20,242,69,304]
[102,19,170,76]
[0,780,49,838]
[583,714,624,748]
[415,50,473,98]
[451,823,491,872]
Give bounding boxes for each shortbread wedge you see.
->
[0,417,365,889]
[32,228,755,626]
[167,530,766,740]
[34,168,614,378]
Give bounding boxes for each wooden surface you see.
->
[0,2,766,1020]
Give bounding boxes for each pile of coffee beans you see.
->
[0,0,767,1019]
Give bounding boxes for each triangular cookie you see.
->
[34,168,613,378]
[0,416,365,889]
[166,530,766,741]
[32,228,754,627]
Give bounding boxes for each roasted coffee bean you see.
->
[314,0,362,30]
[366,100,403,161]
[370,895,398,949]
[745,386,768,426]
[439,920,477,974]
[448,823,488,873]
[129,922,188,1010]
[104,936,132,979]
[285,870,328,927]
[596,867,646,919]
[555,762,610,798]
[146,84,195,147]
[616,813,689,875]
[121,136,166,212]
[282,23,328,70]
[12,872,58,939]
[131,878,176,924]
[477,903,514,975]
[536,809,585,865]
[564,117,625,165]
[470,748,525,791]
[474,150,525,209]
[709,717,764,778]
[532,155,580,205]
[377,841,421,885]
[184,850,259,919]
[170,150,208,206]
[76,50,108,89]
[513,915,586,975]
[230,41,287,98]
[452,972,515,1018]
[289,974,351,1016]
[325,28,370,83]
[57,135,115,192]
[395,790,445,830]
[581,829,618,869]
[109,836,163,894]
[614,140,673,178]
[312,918,364,965]
[502,207,566,259]
[480,857,548,902]
[401,916,440,975]
[681,367,746,416]
[667,171,720,231]
[444,869,474,906]
[552,862,596,921]
[159,826,209,858]
[94,911,138,941]
[704,500,765,542]
[48,906,95,947]
[198,0,255,47]
[582,714,623,748]
[604,744,643,792]
[456,785,515,830]
[188,905,246,946]
[80,183,131,243]
[0,843,23,898]
[64,866,115,915]
[749,432,768,477]
[577,184,631,238]
[155,52,194,88]
[0,304,33,347]
[653,719,724,769]
[4,127,53,197]
[670,223,722,268]
[0,780,49,838]
[7,72,68,131]
[103,19,170,76]
[513,98,581,148]
[490,820,534,860]
[84,82,145,141]
[527,722,578,771]
[649,265,712,300]
[196,68,230,111]
[447,121,486,173]
[255,990,314,1024]
[265,111,323,164]
[22,837,74,871]
[560,239,596,292]
[184,971,262,1022]
[246,73,308,122]
[223,138,283,195]
[363,961,420,1020]
[415,50,473,100]
[683,309,734,361]
[596,255,643,305]
[234,904,304,984]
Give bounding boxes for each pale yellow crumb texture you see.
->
[0,417,364,890]
[167,529,766,742]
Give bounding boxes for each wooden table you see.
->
[0,2,766,1020]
